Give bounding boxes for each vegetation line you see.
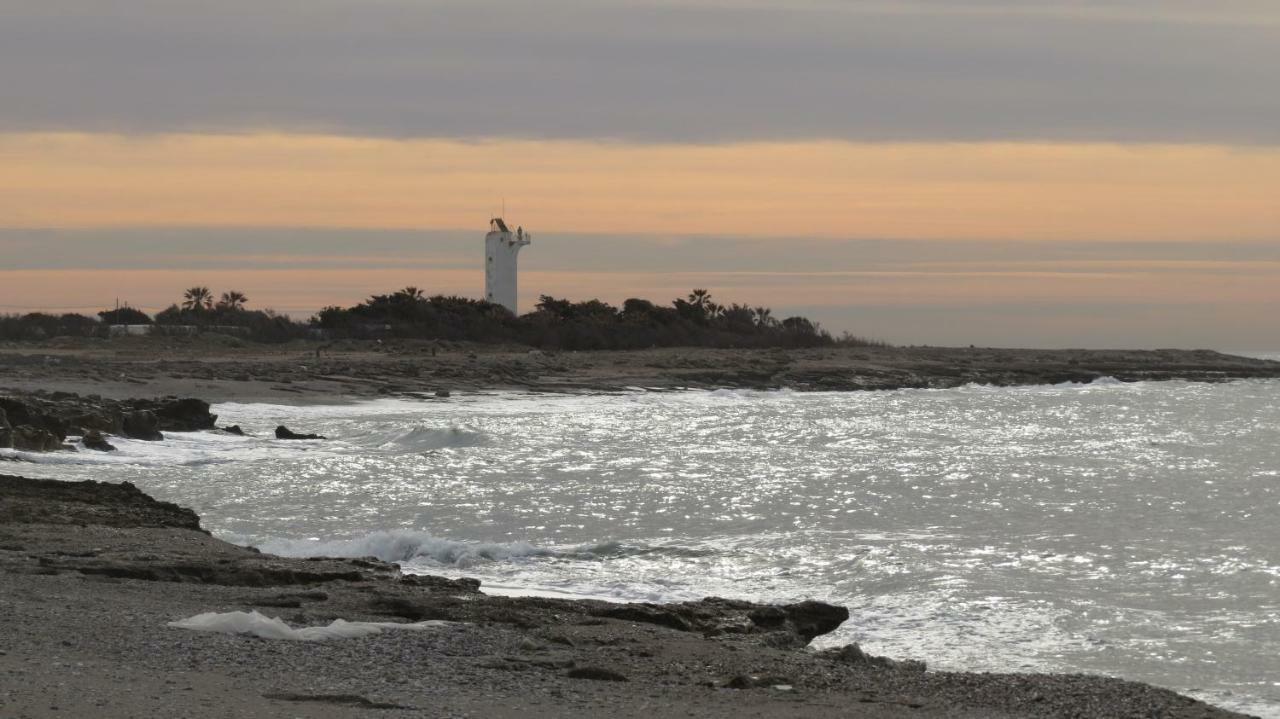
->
[2,287,885,349]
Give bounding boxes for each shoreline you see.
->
[2,340,1276,716]
[0,474,1253,718]
[4,338,1280,404]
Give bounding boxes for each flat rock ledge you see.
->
[0,474,1253,718]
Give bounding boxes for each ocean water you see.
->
[6,379,1280,716]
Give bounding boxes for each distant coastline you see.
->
[3,338,1280,404]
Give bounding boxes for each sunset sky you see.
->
[3,1,1278,348]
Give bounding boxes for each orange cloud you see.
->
[2,133,1278,241]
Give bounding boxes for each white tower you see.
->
[484,217,531,314]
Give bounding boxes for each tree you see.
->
[218,290,248,311]
[182,286,213,311]
[395,287,425,302]
[98,307,152,325]
[687,289,712,311]
[535,295,573,320]
[752,306,775,329]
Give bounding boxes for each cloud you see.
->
[3,1,1278,143]
[4,134,1279,241]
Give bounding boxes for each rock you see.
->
[69,412,122,435]
[587,597,848,646]
[156,398,217,431]
[0,397,69,441]
[276,426,326,440]
[596,604,692,632]
[221,425,246,436]
[122,410,163,441]
[566,667,628,682]
[777,600,850,642]
[133,398,217,432]
[82,430,117,452]
[818,643,926,672]
[11,426,62,452]
[0,476,204,530]
[434,390,451,398]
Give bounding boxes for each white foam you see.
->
[168,610,450,641]
[244,530,644,570]
[252,529,556,567]
[371,425,489,452]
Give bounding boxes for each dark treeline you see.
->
[2,286,882,349]
[0,287,305,343]
[318,287,876,349]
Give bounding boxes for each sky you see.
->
[2,0,1278,348]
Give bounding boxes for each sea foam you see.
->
[248,529,639,568]
[169,610,450,640]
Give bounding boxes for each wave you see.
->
[251,530,562,567]
[242,529,707,568]
[374,425,489,452]
[958,375,1127,391]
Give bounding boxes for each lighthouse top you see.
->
[484,217,531,314]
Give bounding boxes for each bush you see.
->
[98,307,153,325]
[0,313,100,340]
[312,288,848,350]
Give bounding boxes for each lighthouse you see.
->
[484,217,531,314]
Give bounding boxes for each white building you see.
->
[484,217,531,314]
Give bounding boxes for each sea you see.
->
[6,368,1280,716]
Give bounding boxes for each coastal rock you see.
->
[68,411,122,435]
[0,397,69,441]
[776,600,852,642]
[0,475,202,530]
[593,597,849,644]
[11,426,62,452]
[82,430,117,452]
[276,425,326,440]
[817,643,927,672]
[148,398,217,432]
[122,410,163,441]
[222,425,246,436]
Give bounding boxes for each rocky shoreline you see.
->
[0,474,1251,718]
[2,341,1275,716]
[1,392,218,453]
[2,338,1279,404]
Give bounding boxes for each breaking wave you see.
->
[246,529,634,568]
[372,425,489,452]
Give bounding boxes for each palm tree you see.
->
[218,290,248,311]
[687,289,712,310]
[395,286,425,302]
[753,306,775,328]
[182,286,213,311]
